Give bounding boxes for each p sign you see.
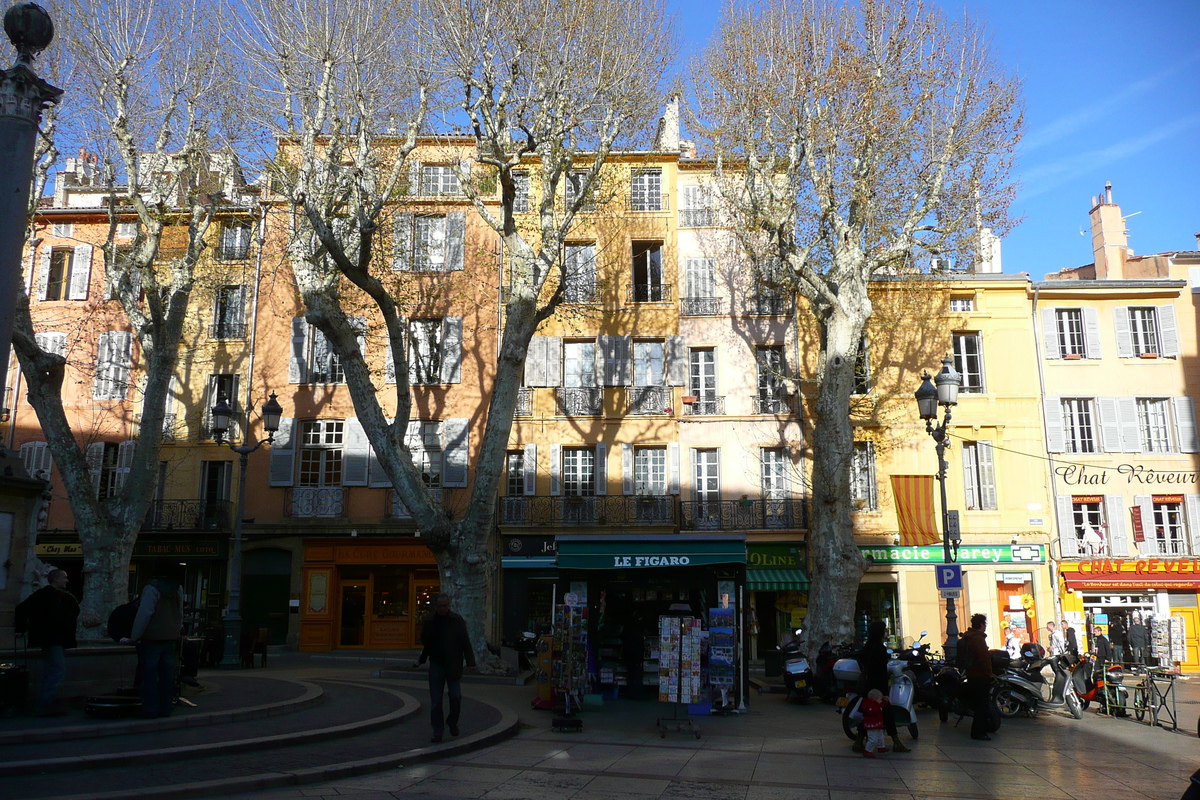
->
[935,564,963,591]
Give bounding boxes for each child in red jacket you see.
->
[861,689,890,757]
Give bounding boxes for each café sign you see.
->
[861,544,1045,565]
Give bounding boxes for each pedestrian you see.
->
[1046,621,1066,657]
[961,613,994,741]
[853,620,910,753]
[120,572,183,718]
[1108,614,1127,664]
[1092,625,1113,667]
[859,688,889,758]
[13,569,79,716]
[1062,619,1079,657]
[1005,625,1022,660]
[1128,613,1149,666]
[416,593,476,742]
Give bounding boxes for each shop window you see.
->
[371,567,411,620]
[850,442,877,512]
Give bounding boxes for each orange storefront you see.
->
[299,539,440,651]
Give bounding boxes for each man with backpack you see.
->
[960,613,993,741]
[14,569,79,716]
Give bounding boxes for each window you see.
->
[408,319,443,385]
[1138,398,1172,453]
[853,336,870,394]
[512,171,530,213]
[634,447,667,496]
[19,441,53,481]
[1061,398,1097,454]
[117,222,137,239]
[563,244,597,303]
[1072,499,1106,556]
[563,341,596,387]
[761,448,788,500]
[631,170,663,211]
[93,442,120,501]
[45,249,72,301]
[211,285,245,339]
[682,258,718,316]
[308,325,345,384]
[633,341,665,387]
[562,447,596,497]
[631,242,665,302]
[205,374,240,439]
[1128,307,1161,356]
[850,442,877,511]
[394,212,465,272]
[1055,309,1086,358]
[949,296,975,312]
[420,164,460,196]
[961,442,997,510]
[506,452,525,497]
[413,215,448,272]
[52,222,73,238]
[218,224,252,260]
[693,448,720,506]
[298,420,344,487]
[1151,498,1188,555]
[689,348,718,414]
[564,171,595,211]
[952,332,985,393]
[679,185,714,227]
[755,346,786,413]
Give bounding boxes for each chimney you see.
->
[1090,181,1128,279]
[1194,232,1199,250]
[654,94,680,152]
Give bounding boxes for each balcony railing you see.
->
[209,321,247,340]
[628,386,672,415]
[681,296,723,316]
[683,396,724,416]
[497,495,677,527]
[387,488,443,519]
[1059,535,1110,558]
[627,284,672,303]
[287,487,347,519]
[628,194,669,212]
[748,294,792,316]
[681,498,809,531]
[558,387,602,416]
[161,412,177,443]
[563,283,598,304]
[753,393,791,414]
[142,499,231,531]
[1138,537,1190,557]
[515,387,533,417]
[679,208,714,228]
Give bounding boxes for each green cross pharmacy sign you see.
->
[860,543,1045,565]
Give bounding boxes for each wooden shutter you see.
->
[367,418,395,488]
[622,443,634,495]
[669,442,680,495]
[961,443,979,508]
[34,332,66,357]
[93,332,112,399]
[20,442,52,480]
[1159,304,1179,357]
[666,335,687,386]
[408,160,422,196]
[1040,308,1059,359]
[342,418,370,486]
[524,337,547,387]
[1134,495,1155,555]
[443,418,469,487]
[549,444,561,496]
[289,317,308,384]
[600,335,631,386]
[1186,494,1200,557]
[1113,307,1132,358]
[445,211,465,271]
[1174,396,1199,453]
[268,418,296,487]
[37,248,51,300]
[543,336,562,388]
[1097,397,1122,453]
[1057,496,1078,557]
[68,244,92,300]
[1106,494,1129,556]
[393,212,412,271]
[977,442,997,510]
[594,442,607,495]
[86,441,105,497]
[112,332,133,400]
[440,317,463,384]
[1117,397,1140,452]
[1043,398,1064,453]
[1083,307,1101,358]
[114,439,136,491]
[523,443,537,496]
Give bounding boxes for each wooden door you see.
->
[338,580,371,647]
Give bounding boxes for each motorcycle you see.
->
[780,629,815,704]
[993,643,1083,719]
[934,654,1004,733]
[837,651,920,741]
[896,631,940,709]
[1071,653,1130,715]
[813,640,857,702]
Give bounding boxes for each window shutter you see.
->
[961,443,979,509]
[594,442,607,495]
[523,443,537,496]
[37,248,51,301]
[1106,494,1129,556]
[35,332,66,357]
[1113,307,1133,358]
[550,444,561,496]
[1057,496,1078,557]
[202,375,218,438]
[440,316,463,384]
[68,244,92,300]
[1134,495,1156,555]
[977,442,997,510]
[443,418,469,487]
[403,420,422,451]
[1174,396,1199,453]
[93,332,112,400]
[1083,307,1101,358]
[113,332,133,400]
[1097,397,1122,453]
[350,316,367,359]
[342,418,370,486]
[1041,308,1059,359]
[393,212,413,271]
[543,336,562,388]
[1186,494,1200,556]
[384,344,396,384]
[669,442,680,495]
[445,211,465,271]
[20,442,52,480]
[114,439,136,491]
[524,337,547,387]
[1159,304,1179,357]
[368,418,395,488]
[600,335,631,386]
[1043,398,1064,453]
[408,160,421,196]
[268,418,296,486]
[666,335,687,386]
[622,443,634,495]
[86,441,105,497]
[1117,397,1140,452]
[234,285,248,329]
[289,317,308,384]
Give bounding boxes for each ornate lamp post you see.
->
[212,391,283,668]
[915,356,962,660]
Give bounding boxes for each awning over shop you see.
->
[1062,571,1200,591]
[747,568,810,591]
[501,556,557,569]
[555,534,746,570]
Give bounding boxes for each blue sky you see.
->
[670,0,1200,279]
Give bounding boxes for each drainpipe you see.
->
[1031,285,1064,626]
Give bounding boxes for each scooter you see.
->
[896,631,939,709]
[1071,653,1128,714]
[993,643,1083,719]
[814,640,857,702]
[780,629,815,704]
[838,651,920,741]
[935,660,1003,732]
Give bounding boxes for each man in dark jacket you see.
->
[417,593,475,742]
[14,569,79,715]
[1092,625,1114,667]
[1062,618,1080,657]
[121,575,183,718]
[1128,614,1149,666]
[854,620,910,753]
[1108,615,1128,664]
[961,613,993,741]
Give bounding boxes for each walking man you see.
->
[417,593,475,742]
[121,572,183,717]
[1062,618,1080,657]
[961,613,994,741]
[14,569,79,716]
[1046,621,1066,657]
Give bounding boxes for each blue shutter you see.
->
[268,418,296,487]
[442,418,469,487]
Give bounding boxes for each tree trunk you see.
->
[434,516,504,673]
[77,528,134,636]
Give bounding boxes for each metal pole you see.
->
[937,430,959,662]
[219,446,251,668]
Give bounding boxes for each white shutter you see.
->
[268,418,296,487]
[669,442,680,495]
[86,441,105,498]
[1098,397,1123,453]
[1041,308,1059,359]
[977,442,997,511]
[550,443,561,496]
[961,443,979,509]
[289,317,308,384]
[342,418,370,486]
[440,317,463,384]
[1083,307,1101,358]
[622,443,634,495]
[68,244,92,300]
[1174,396,1199,453]
[666,335,687,386]
[350,316,367,360]
[403,420,422,450]
[523,443,537,496]
[393,212,412,271]
[1113,307,1132,358]
[544,336,562,388]
[20,442,52,480]
[367,418,395,488]
[114,439,136,491]
[93,332,113,399]
[34,332,66,357]
[113,332,133,400]
[1186,494,1200,556]
[37,248,51,301]
[1118,397,1141,452]
[524,337,547,387]
[384,344,396,384]
[1134,495,1155,555]
[594,442,607,496]
[1057,496,1078,557]
[408,160,421,196]
[1106,494,1129,556]
[1159,304,1179,357]
[443,418,469,487]
[445,211,465,271]
[1043,397,1064,453]
[600,335,631,386]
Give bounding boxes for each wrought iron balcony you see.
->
[515,387,533,417]
[628,386,672,415]
[161,412,177,443]
[387,487,443,520]
[680,498,809,531]
[209,321,247,340]
[748,294,792,316]
[627,284,672,303]
[678,208,714,228]
[496,495,678,527]
[563,282,598,304]
[142,499,231,531]
[286,487,348,519]
[558,387,602,416]
[753,393,791,415]
[683,396,724,416]
[681,296,723,316]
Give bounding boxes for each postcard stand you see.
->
[656,615,702,739]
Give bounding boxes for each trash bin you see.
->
[764,651,783,677]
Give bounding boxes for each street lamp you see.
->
[915,356,962,661]
[213,391,283,668]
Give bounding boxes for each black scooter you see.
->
[935,661,1003,732]
[896,631,939,708]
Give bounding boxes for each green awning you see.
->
[555,534,746,570]
[747,568,810,590]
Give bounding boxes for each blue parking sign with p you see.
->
[935,564,962,590]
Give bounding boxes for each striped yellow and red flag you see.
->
[889,475,940,546]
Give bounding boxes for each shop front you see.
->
[745,543,808,658]
[554,534,748,708]
[299,538,439,651]
[500,534,558,645]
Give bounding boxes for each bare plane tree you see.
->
[691,0,1022,649]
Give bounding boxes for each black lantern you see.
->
[211,394,233,441]
[260,392,283,440]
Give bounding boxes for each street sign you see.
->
[935,563,963,590]
[939,589,961,599]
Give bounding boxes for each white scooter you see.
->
[837,650,920,741]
